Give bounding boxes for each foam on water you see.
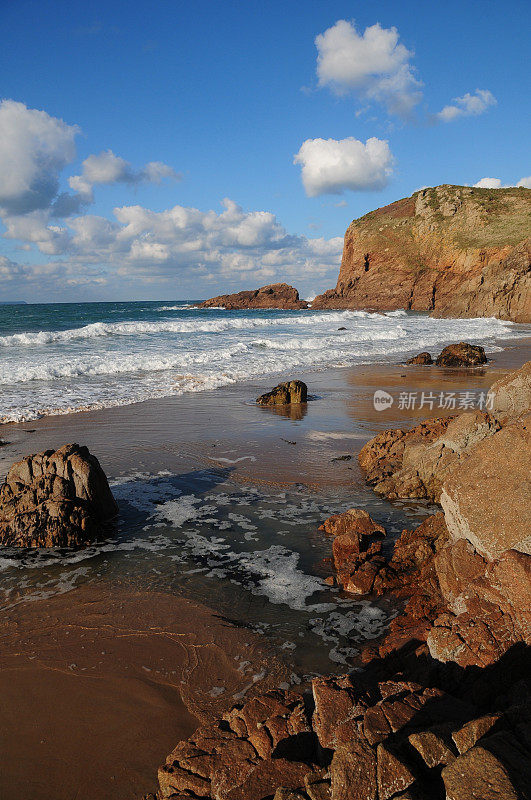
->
[0,301,528,422]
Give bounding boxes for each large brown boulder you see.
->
[435,342,487,367]
[488,360,531,423]
[0,444,118,548]
[257,380,307,406]
[359,412,499,502]
[440,413,531,558]
[198,283,308,310]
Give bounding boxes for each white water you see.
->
[0,302,527,422]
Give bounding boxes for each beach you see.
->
[1,317,529,798]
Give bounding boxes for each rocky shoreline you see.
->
[143,359,530,800]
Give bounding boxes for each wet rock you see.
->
[319,509,385,539]
[488,360,531,423]
[257,380,308,406]
[0,443,118,548]
[435,342,487,367]
[441,413,531,558]
[405,352,433,365]
[318,510,386,591]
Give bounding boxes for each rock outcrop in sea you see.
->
[312,185,531,323]
[0,443,118,548]
[257,380,308,406]
[198,283,309,310]
[147,360,531,800]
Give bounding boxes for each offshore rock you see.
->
[257,380,308,406]
[405,352,433,365]
[435,342,487,367]
[0,444,118,548]
[198,283,308,310]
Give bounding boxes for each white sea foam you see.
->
[0,305,528,422]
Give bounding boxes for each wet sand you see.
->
[0,335,529,799]
[0,584,288,800]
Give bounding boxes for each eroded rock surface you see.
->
[0,444,117,548]
[435,342,487,367]
[312,185,531,323]
[488,359,531,423]
[257,380,308,406]
[198,283,308,310]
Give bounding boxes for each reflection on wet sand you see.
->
[257,402,308,421]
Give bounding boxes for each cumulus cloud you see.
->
[0,99,79,215]
[2,198,343,294]
[436,89,496,123]
[315,19,422,117]
[294,137,394,197]
[68,150,180,202]
[473,176,531,189]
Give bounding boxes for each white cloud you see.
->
[0,100,79,215]
[315,19,422,117]
[294,137,394,197]
[473,176,531,189]
[436,89,496,123]
[473,177,502,189]
[2,199,343,293]
[68,150,180,203]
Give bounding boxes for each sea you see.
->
[1,301,530,676]
[0,300,528,423]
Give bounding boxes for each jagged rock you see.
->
[408,727,456,767]
[0,444,118,548]
[312,185,531,323]
[359,411,499,502]
[198,283,308,310]
[406,352,433,365]
[435,342,487,367]
[376,744,416,800]
[441,735,528,800]
[451,714,501,754]
[257,380,308,406]
[441,413,531,557]
[319,509,385,539]
[318,510,386,592]
[330,740,377,800]
[488,360,531,423]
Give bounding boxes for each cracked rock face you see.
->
[312,185,531,323]
[0,443,118,548]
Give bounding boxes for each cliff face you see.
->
[312,185,531,322]
[198,283,308,310]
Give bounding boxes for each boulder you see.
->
[440,413,531,558]
[0,444,118,548]
[359,412,499,503]
[257,380,308,406]
[435,342,487,367]
[405,352,433,365]
[488,360,531,423]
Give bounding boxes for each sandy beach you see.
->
[0,335,529,799]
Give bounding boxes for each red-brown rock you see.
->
[198,283,308,310]
[435,342,487,367]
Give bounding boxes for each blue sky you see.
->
[0,0,529,302]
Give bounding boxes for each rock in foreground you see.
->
[198,283,308,310]
[435,342,487,367]
[257,380,308,406]
[0,444,118,548]
[405,351,433,365]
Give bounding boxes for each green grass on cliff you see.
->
[354,185,530,250]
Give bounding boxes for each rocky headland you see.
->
[312,185,531,322]
[145,360,531,800]
[198,283,309,311]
